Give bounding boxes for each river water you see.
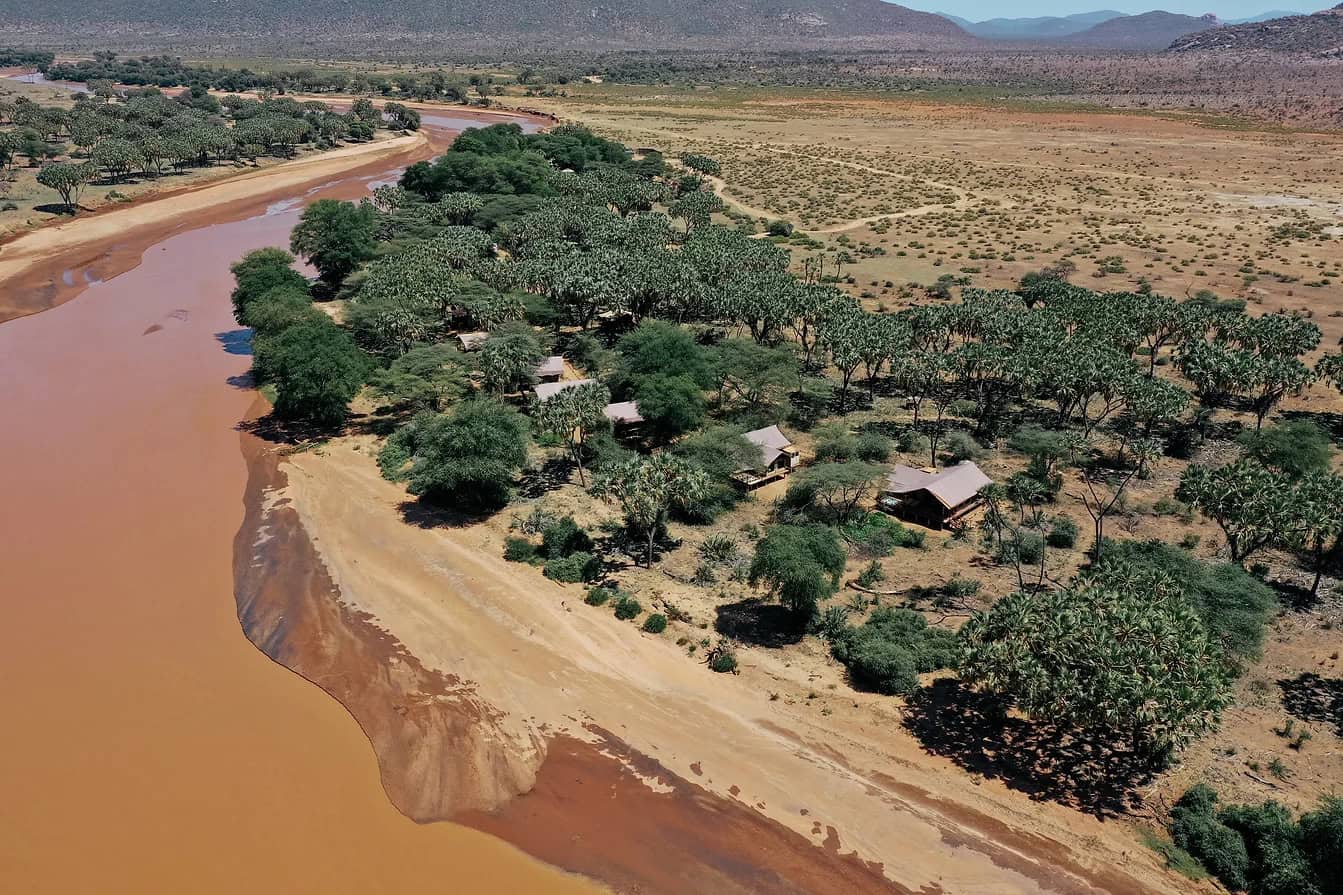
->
[0,115,595,893]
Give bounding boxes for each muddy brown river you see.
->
[0,113,600,894]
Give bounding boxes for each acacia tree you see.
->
[958,564,1233,758]
[591,453,709,567]
[1072,463,1140,562]
[1177,460,1296,565]
[36,161,95,211]
[748,523,847,619]
[534,381,610,486]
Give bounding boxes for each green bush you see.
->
[543,551,598,584]
[855,431,892,462]
[504,537,538,563]
[1046,516,1079,549]
[1299,798,1342,894]
[1100,540,1276,662]
[1170,786,1251,891]
[612,594,642,620]
[541,515,593,558]
[843,513,923,557]
[831,608,956,695]
[642,613,668,634]
[943,430,984,464]
[584,586,613,606]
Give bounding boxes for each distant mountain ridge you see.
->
[939,10,1127,39]
[1057,10,1221,48]
[1170,4,1343,53]
[0,0,971,46]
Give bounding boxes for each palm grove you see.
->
[230,121,1343,892]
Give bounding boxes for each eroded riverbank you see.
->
[0,107,601,895]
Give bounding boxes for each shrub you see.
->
[1100,540,1275,662]
[707,641,738,673]
[1238,420,1333,479]
[943,430,984,464]
[855,432,892,462]
[814,423,857,461]
[857,560,886,589]
[612,594,642,620]
[504,537,538,563]
[1299,798,1342,893]
[642,613,668,634]
[584,586,613,606]
[698,533,739,565]
[831,608,957,695]
[541,515,593,558]
[1170,787,1251,892]
[1046,516,1079,549]
[843,513,923,557]
[543,551,598,583]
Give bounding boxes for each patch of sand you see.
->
[279,438,1202,895]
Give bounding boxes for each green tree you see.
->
[229,247,309,324]
[400,399,530,511]
[591,453,709,567]
[958,564,1233,757]
[35,161,95,211]
[748,523,847,619]
[1299,798,1342,894]
[782,461,885,525]
[1177,461,1296,565]
[634,374,705,439]
[534,380,611,485]
[368,343,470,413]
[289,198,378,288]
[256,320,370,426]
[479,324,543,394]
[1293,472,1343,596]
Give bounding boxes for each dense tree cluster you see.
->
[4,81,389,212]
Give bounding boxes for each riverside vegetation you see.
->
[229,118,1343,891]
[0,60,418,232]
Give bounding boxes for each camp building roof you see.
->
[534,378,595,401]
[885,462,991,510]
[742,425,795,469]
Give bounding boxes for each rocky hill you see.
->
[1058,10,1221,49]
[0,0,971,47]
[1170,4,1343,54]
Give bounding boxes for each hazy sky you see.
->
[902,1,1320,19]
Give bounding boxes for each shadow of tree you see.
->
[714,597,805,648]
[517,456,576,500]
[903,679,1156,817]
[396,498,493,530]
[215,329,253,356]
[1279,672,1343,734]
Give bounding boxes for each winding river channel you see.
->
[0,108,600,894]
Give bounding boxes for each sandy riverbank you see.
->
[0,131,424,322]
[241,433,1202,895]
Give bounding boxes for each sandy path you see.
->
[266,438,1201,895]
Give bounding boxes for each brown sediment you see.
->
[0,108,600,895]
[235,431,904,895]
[464,727,911,895]
[233,429,541,820]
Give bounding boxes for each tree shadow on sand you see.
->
[714,597,805,648]
[903,679,1156,817]
[1279,672,1343,735]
